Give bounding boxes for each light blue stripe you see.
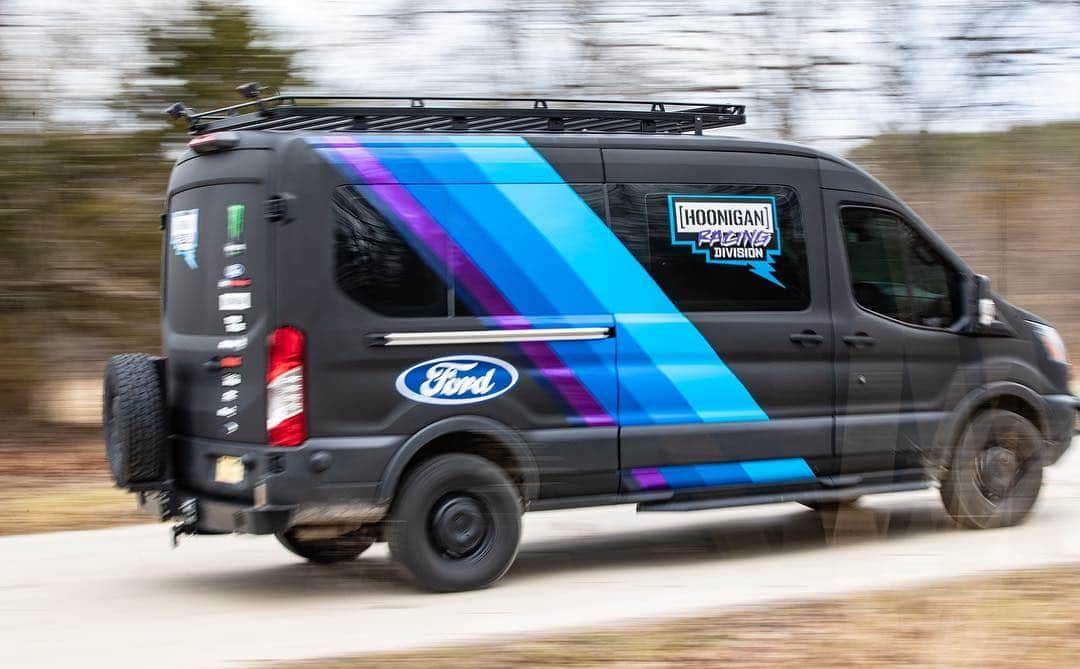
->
[656,466,705,489]
[739,458,816,484]
[633,458,813,490]
[363,140,564,183]
[692,462,753,487]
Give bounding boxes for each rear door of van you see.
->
[163,149,271,444]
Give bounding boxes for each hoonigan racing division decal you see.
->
[668,194,784,287]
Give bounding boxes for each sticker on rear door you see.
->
[395,355,518,405]
[668,194,784,287]
[169,208,199,270]
[218,292,251,311]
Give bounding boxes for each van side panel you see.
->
[603,149,836,477]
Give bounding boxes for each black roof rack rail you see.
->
[173,92,746,136]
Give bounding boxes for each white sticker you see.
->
[224,242,247,257]
[221,389,238,403]
[217,336,248,352]
[170,209,199,269]
[221,373,242,387]
[223,314,246,333]
[223,421,239,435]
[218,293,251,311]
[224,263,245,279]
[216,406,238,418]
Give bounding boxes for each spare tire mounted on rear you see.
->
[103,354,168,487]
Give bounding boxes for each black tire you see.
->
[387,453,522,592]
[103,354,167,487]
[941,409,1044,529]
[276,528,374,564]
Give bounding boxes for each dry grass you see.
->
[269,566,1080,669]
[0,437,148,535]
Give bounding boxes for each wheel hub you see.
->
[430,494,490,559]
[977,444,1020,499]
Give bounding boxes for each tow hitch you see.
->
[171,498,199,547]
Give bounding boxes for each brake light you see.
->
[267,326,306,446]
[188,131,239,153]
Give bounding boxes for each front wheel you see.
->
[387,453,522,592]
[941,409,1044,529]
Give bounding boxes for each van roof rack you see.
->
[170,91,746,136]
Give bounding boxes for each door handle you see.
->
[789,330,825,347]
[842,333,877,348]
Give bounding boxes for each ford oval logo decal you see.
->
[396,355,519,405]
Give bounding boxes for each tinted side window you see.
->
[334,187,448,317]
[840,207,961,328]
[608,183,811,312]
[898,221,962,328]
[839,208,911,322]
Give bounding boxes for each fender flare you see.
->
[374,415,539,508]
[932,381,1049,470]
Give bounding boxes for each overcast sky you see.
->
[5,0,1079,151]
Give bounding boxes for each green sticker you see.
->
[227,204,244,242]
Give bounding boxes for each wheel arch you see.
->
[933,381,1049,472]
[375,416,539,508]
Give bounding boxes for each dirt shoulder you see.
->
[0,437,148,535]
[267,566,1080,669]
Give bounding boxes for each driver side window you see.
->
[840,207,961,329]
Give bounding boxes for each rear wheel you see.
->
[103,354,167,487]
[276,528,374,564]
[387,453,522,592]
[941,409,1043,529]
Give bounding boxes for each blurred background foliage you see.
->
[0,0,1078,439]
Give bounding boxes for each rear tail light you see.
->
[267,326,306,447]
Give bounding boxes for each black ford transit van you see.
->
[104,93,1078,592]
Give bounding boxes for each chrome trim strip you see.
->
[381,327,612,346]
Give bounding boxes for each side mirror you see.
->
[968,274,996,332]
[978,296,996,327]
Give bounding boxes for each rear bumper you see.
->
[137,434,404,534]
[1043,394,1079,465]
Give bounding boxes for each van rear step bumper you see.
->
[637,478,932,513]
[137,488,295,535]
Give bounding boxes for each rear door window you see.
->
[165,183,264,336]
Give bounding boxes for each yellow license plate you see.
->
[214,455,245,484]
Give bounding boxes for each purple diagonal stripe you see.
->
[632,467,668,491]
[325,140,614,427]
